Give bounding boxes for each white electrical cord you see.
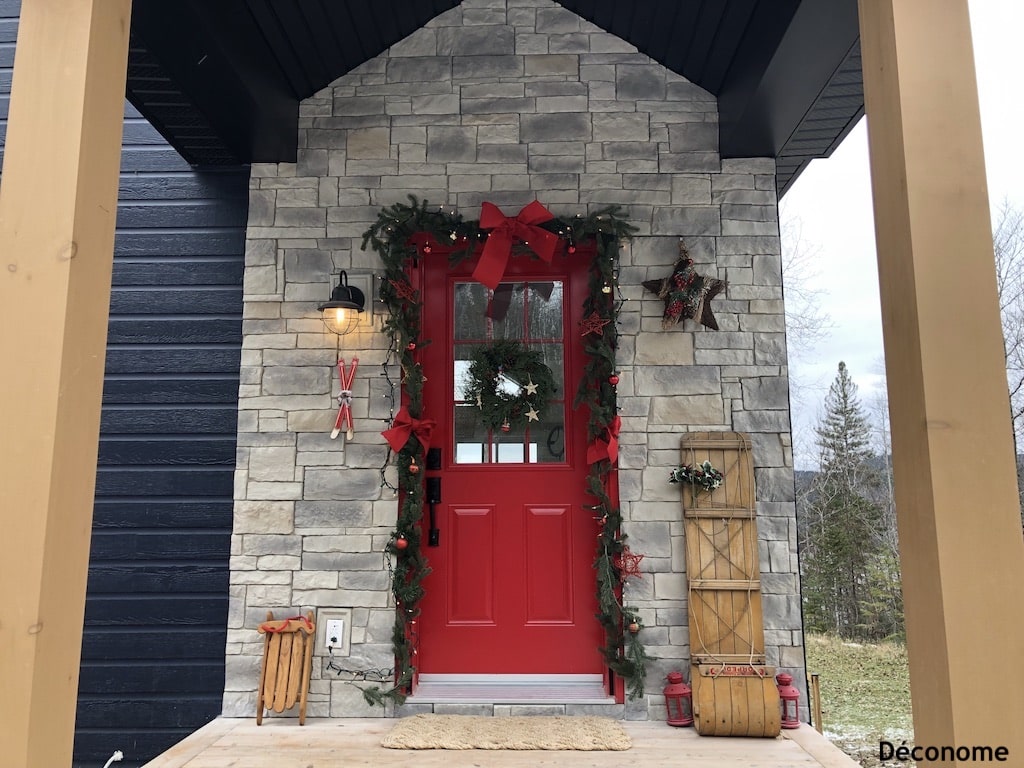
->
[102,751,124,768]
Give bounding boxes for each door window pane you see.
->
[488,284,525,340]
[526,282,562,338]
[454,404,491,464]
[453,283,489,340]
[452,279,566,465]
[532,410,565,464]
[529,342,564,400]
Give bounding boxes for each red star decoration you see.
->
[613,546,645,580]
[388,278,418,302]
[579,311,611,337]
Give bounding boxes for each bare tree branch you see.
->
[780,208,834,362]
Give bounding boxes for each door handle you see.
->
[426,476,441,547]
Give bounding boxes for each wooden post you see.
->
[0,1,132,766]
[858,0,1024,758]
[810,674,822,735]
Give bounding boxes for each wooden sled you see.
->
[680,432,781,737]
[256,611,315,725]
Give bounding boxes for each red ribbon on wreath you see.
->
[472,201,560,290]
[587,414,621,465]
[381,406,436,453]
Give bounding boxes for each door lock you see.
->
[426,476,441,547]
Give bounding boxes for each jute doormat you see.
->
[381,714,632,751]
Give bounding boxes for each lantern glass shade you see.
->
[318,271,365,336]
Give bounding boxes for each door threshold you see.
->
[408,674,615,705]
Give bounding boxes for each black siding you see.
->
[0,4,247,767]
[81,113,246,767]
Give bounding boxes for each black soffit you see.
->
[126,0,863,195]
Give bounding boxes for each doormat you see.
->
[382,714,631,751]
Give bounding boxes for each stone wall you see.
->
[225,0,804,721]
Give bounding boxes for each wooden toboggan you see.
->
[679,432,781,737]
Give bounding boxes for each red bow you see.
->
[587,415,621,465]
[381,406,436,453]
[472,201,560,290]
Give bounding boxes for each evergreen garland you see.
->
[360,196,648,705]
[463,339,555,430]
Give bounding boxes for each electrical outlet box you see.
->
[325,619,345,652]
[315,608,352,656]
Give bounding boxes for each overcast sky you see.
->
[781,0,1022,468]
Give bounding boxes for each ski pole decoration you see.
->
[331,357,359,440]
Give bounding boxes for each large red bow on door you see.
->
[587,414,621,465]
[472,201,560,290]
[381,406,436,452]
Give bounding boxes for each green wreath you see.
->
[463,339,555,430]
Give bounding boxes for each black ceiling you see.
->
[126,0,863,195]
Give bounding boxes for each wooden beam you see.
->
[0,1,131,766]
[858,0,1024,757]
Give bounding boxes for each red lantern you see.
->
[776,673,801,729]
[663,671,693,727]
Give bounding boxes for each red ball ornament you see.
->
[423,244,432,254]
[407,342,416,351]
[628,621,641,634]
[567,244,577,254]
[408,461,419,475]
[394,535,408,551]
[500,419,511,433]
[609,374,620,386]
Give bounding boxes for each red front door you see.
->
[417,248,604,675]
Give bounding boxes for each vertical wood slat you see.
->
[285,637,304,709]
[263,634,281,706]
[273,634,294,712]
[680,432,780,737]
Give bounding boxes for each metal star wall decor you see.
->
[579,311,611,337]
[642,241,726,330]
[614,545,645,580]
[388,278,418,302]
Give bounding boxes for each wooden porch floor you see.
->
[142,718,859,768]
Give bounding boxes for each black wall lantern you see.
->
[318,271,366,336]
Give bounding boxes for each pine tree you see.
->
[800,362,891,639]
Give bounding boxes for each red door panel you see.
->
[447,506,495,624]
[417,245,604,676]
[524,506,573,624]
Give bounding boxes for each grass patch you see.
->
[805,633,913,767]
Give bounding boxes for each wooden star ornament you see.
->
[642,241,726,330]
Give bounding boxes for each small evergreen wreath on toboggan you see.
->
[463,339,555,430]
[669,460,724,492]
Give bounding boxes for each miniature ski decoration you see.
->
[331,357,359,439]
